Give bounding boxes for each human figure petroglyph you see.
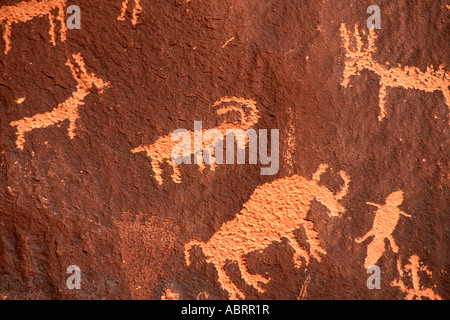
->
[0,0,67,54]
[340,23,450,122]
[131,97,260,185]
[184,164,350,299]
[10,53,109,150]
[118,0,142,26]
[355,190,411,269]
[391,255,442,300]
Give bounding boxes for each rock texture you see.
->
[0,0,448,300]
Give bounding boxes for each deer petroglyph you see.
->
[10,53,110,150]
[391,255,442,300]
[118,0,142,26]
[0,0,68,54]
[131,97,260,185]
[184,164,350,299]
[340,23,450,122]
[355,190,411,269]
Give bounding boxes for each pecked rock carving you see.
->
[185,164,350,299]
[0,0,67,54]
[340,23,450,122]
[10,52,109,150]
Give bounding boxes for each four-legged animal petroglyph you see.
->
[340,23,450,122]
[0,0,67,54]
[10,53,110,150]
[355,190,411,269]
[184,164,350,299]
[131,97,260,185]
[118,0,142,26]
[391,255,442,300]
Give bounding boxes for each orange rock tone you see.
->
[117,0,142,26]
[131,97,259,185]
[118,212,180,300]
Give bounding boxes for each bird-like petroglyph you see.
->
[0,0,67,54]
[10,53,110,150]
[185,164,350,299]
[340,23,450,122]
[355,190,411,269]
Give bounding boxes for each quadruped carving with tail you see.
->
[131,97,260,185]
[185,164,350,299]
[10,53,110,150]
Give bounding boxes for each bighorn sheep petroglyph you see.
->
[131,97,260,185]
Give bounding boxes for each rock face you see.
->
[0,0,448,300]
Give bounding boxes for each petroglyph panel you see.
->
[0,0,447,301]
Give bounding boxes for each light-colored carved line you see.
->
[0,0,68,54]
[10,53,109,150]
[222,37,235,49]
[340,23,450,122]
[297,274,311,300]
[161,288,180,300]
[118,0,142,26]
[391,255,442,300]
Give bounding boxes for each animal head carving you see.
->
[312,164,350,217]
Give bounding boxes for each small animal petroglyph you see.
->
[355,190,411,269]
[340,23,450,122]
[10,53,109,150]
[118,0,142,26]
[131,97,260,185]
[185,164,350,299]
[391,255,442,300]
[0,0,68,54]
